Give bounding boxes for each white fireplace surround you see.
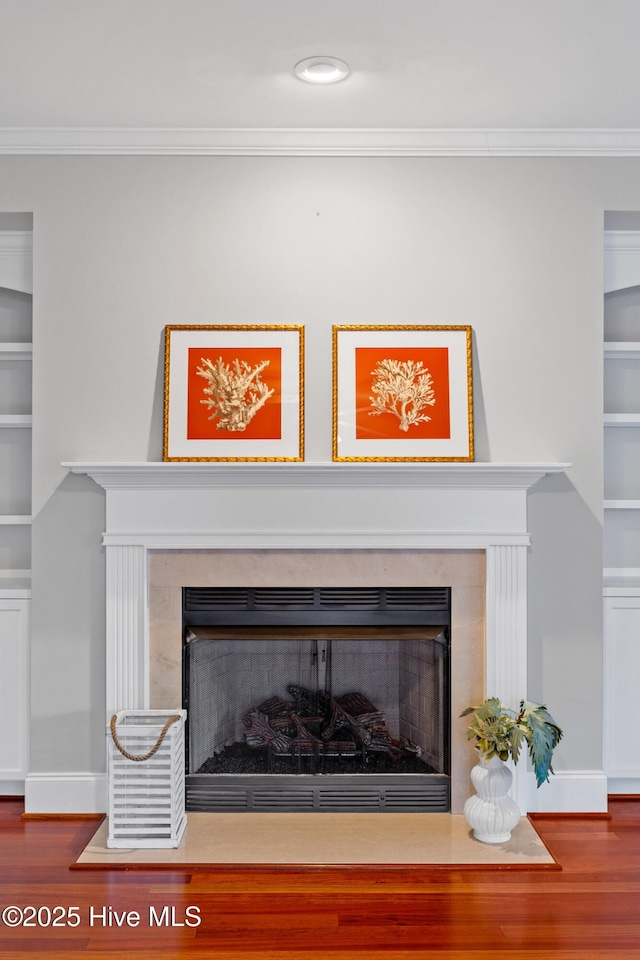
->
[54,459,606,817]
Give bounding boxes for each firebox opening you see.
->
[182,587,451,813]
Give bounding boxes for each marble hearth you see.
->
[67,461,567,814]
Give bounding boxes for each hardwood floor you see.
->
[1,797,639,959]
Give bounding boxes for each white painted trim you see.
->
[604,413,640,426]
[102,531,531,550]
[603,594,640,779]
[4,128,640,157]
[0,342,32,358]
[604,231,640,255]
[106,546,148,716]
[604,585,640,597]
[485,545,529,813]
[63,461,569,490]
[526,770,609,813]
[0,414,32,427]
[0,573,31,600]
[604,230,640,293]
[24,773,107,814]
[604,568,640,587]
[604,342,640,359]
[0,231,32,295]
[0,598,29,782]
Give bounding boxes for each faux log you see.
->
[242,709,292,753]
[321,697,373,746]
[289,714,358,756]
[243,686,395,757]
[335,692,394,753]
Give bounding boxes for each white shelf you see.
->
[604,586,640,598]
[0,577,31,599]
[0,566,31,598]
[604,342,640,359]
[604,568,640,593]
[0,516,31,525]
[0,414,32,428]
[0,342,31,358]
[63,460,570,491]
[604,413,640,426]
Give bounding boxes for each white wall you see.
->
[0,154,630,803]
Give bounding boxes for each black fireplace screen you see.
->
[183,587,451,812]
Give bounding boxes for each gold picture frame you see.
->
[332,324,473,462]
[163,324,304,461]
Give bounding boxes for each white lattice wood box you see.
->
[107,710,187,848]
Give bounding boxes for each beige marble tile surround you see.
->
[149,550,485,814]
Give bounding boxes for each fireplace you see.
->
[65,460,567,814]
[183,586,451,812]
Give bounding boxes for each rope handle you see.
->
[109,713,182,762]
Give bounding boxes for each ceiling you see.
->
[2,0,640,154]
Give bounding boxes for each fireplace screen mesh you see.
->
[186,631,447,778]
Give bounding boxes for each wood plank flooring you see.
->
[1,797,639,959]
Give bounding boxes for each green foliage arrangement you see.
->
[460,697,563,788]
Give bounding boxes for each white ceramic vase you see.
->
[463,753,521,843]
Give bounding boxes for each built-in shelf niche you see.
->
[0,228,32,594]
[603,222,640,791]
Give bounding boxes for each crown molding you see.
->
[0,230,32,294]
[3,127,640,157]
[604,230,640,253]
[604,230,640,293]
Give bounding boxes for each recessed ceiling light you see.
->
[294,57,350,85]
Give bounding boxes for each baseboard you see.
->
[21,769,609,815]
[526,770,608,813]
[24,773,107,814]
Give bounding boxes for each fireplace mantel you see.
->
[65,460,568,813]
[64,461,565,489]
[64,461,568,550]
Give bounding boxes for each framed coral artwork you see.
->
[163,324,304,461]
[332,325,473,462]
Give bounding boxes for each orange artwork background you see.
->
[187,346,282,440]
[354,347,451,440]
